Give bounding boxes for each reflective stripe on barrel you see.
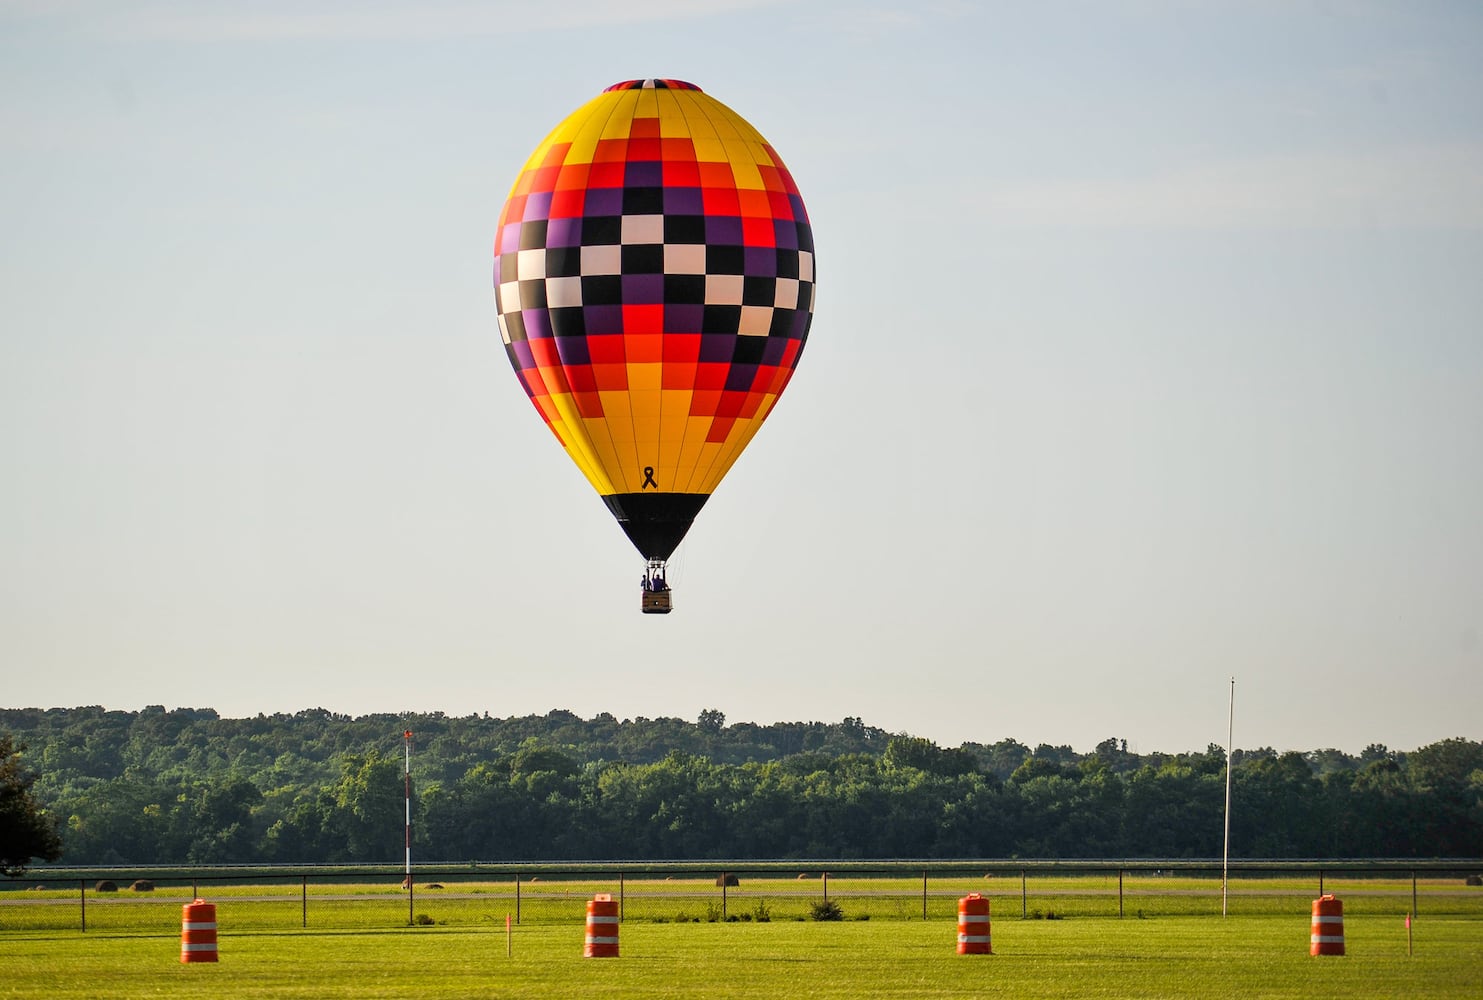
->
[180,899,218,963]
[957,893,992,955]
[1310,894,1344,956]
[584,894,619,958]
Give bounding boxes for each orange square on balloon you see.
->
[625,333,663,363]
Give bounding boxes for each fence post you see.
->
[721,873,727,921]
[1021,870,1027,919]
[79,879,86,933]
[302,875,308,928]
[515,874,521,925]
[1412,871,1417,919]
[620,871,625,922]
[922,870,928,921]
[822,871,828,904]
[1318,869,1324,897]
[1118,869,1124,918]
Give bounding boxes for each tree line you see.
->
[1,706,1479,869]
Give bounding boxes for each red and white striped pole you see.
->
[403,730,413,890]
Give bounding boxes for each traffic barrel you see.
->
[180,899,218,963]
[1310,894,1344,956]
[957,893,992,955]
[584,893,619,958]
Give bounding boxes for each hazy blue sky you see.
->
[3,1,1479,755]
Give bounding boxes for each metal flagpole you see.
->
[1222,678,1234,917]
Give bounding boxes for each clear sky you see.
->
[3,1,1480,756]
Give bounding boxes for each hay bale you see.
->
[797,873,809,880]
[715,873,739,887]
[94,880,118,893]
[129,879,155,892]
[1466,874,1482,886]
[424,882,444,890]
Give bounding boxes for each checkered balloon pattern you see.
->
[495,80,815,503]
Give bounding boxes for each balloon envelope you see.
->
[494,79,815,560]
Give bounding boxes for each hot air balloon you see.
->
[494,79,815,613]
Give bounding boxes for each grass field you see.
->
[5,873,1478,931]
[4,915,1480,998]
[4,877,1480,998]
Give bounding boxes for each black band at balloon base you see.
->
[602,493,711,561]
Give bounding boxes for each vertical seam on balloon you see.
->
[536,89,629,496]
[666,86,714,495]
[574,89,633,496]
[678,87,733,496]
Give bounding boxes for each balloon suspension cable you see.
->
[643,558,670,592]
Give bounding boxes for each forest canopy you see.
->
[1,706,1479,868]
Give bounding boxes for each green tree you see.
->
[325,750,408,862]
[1,735,64,876]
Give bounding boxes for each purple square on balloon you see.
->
[585,188,623,216]
[584,304,624,335]
[663,187,704,215]
[524,191,552,221]
[546,217,584,248]
[625,162,663,186]
[665,303,704,332]
[556,336,591,365]
[705,215,743,245]
[499,222,523,255]
[699,334,734,363]
[725,363,758,392]
[523,309,552,339]
[622,273,665,303]
[744,247,776,276]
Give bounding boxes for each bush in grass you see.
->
[1466,875,1482,886]
[809,900,844,922]
[94,880,117,893]
[752,901,771,923]
[414,913,435,925]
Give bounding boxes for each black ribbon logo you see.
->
[642,466,658,489]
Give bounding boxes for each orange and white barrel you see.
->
[957,893,992,955]
[1310,894,1344,956]
[584,893,619,958]
[180,899,218,963]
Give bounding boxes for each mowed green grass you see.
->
[6,875,1475,932]
[4,910,1480,998]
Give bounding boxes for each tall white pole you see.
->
[1222,678,1234,917]
[403,730,413,888]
